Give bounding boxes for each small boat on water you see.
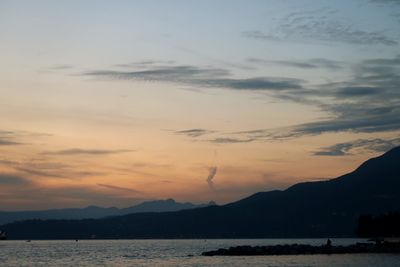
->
[0,230,7,240]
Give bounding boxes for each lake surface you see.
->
[1,239,400,266]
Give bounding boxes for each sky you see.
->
[0,0,399,211]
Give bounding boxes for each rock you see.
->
[202,242,400,256]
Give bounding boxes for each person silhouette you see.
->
[326,239,332,247]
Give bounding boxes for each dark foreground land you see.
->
[202,242,400,256]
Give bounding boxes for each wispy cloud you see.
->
[83,53,399,144]
[314,137,400,156]
[0,129,51,146]
[49,64,74,70]
[243,9,398,46]
[201,77,303,91]
[173,129,254,144]
[84,65,229,82]
[16,166,103,179]
[115,60,176,68]
[294,55,400,135]
[0,174,31,185]
[42,148,134,156]
[208,137,254,144]
[369,0,400,5]
[174,128,214,138]
[0,130,24,146]
[83,64,305,92]
[243,29,397,46]
[0,179,142,210]
[0,160,142,209]
[230,55,400,139]
[0,159,105,179]
[247,58,344,70]
[0,139,22,146]
[97,183,141,193]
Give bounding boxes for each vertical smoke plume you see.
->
[207,166,217,191]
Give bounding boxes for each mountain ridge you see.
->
[2,147,399,239]
[0,199,216,226]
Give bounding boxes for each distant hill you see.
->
[0,199,215,226]
[2,147,400,239]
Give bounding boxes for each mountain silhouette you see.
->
[2,147,400,239]
[0,199,214,226]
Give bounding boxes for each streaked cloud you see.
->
[115,60,176,68]
[174,128,214,138]
[15,166,104,179]
[0,174,31,185]
[0,180,142,210]
[201,77,303,91]
[314,138,400,156]
[247,58,344,70]
[208,137,254,144]
[0,129,51,146]
[231,55,400,139]
[0,131,23,146]
[49,64,74,70]
[0,139,22,146]
[243,9,398,46]
[42,148,134,156]
[370,0,400,5]
[0,159,105,179]
[84,65,229,82]
[243,29,397,46]
[333,86,382,97]
[97,183,141,193]
[294,56,400,135]
[83,64,305,92]
[84,53,400,144]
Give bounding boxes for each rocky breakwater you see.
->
[202,242,400,256]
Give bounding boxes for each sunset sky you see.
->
[1,0,399,210]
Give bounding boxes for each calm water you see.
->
[1,239,400,266]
